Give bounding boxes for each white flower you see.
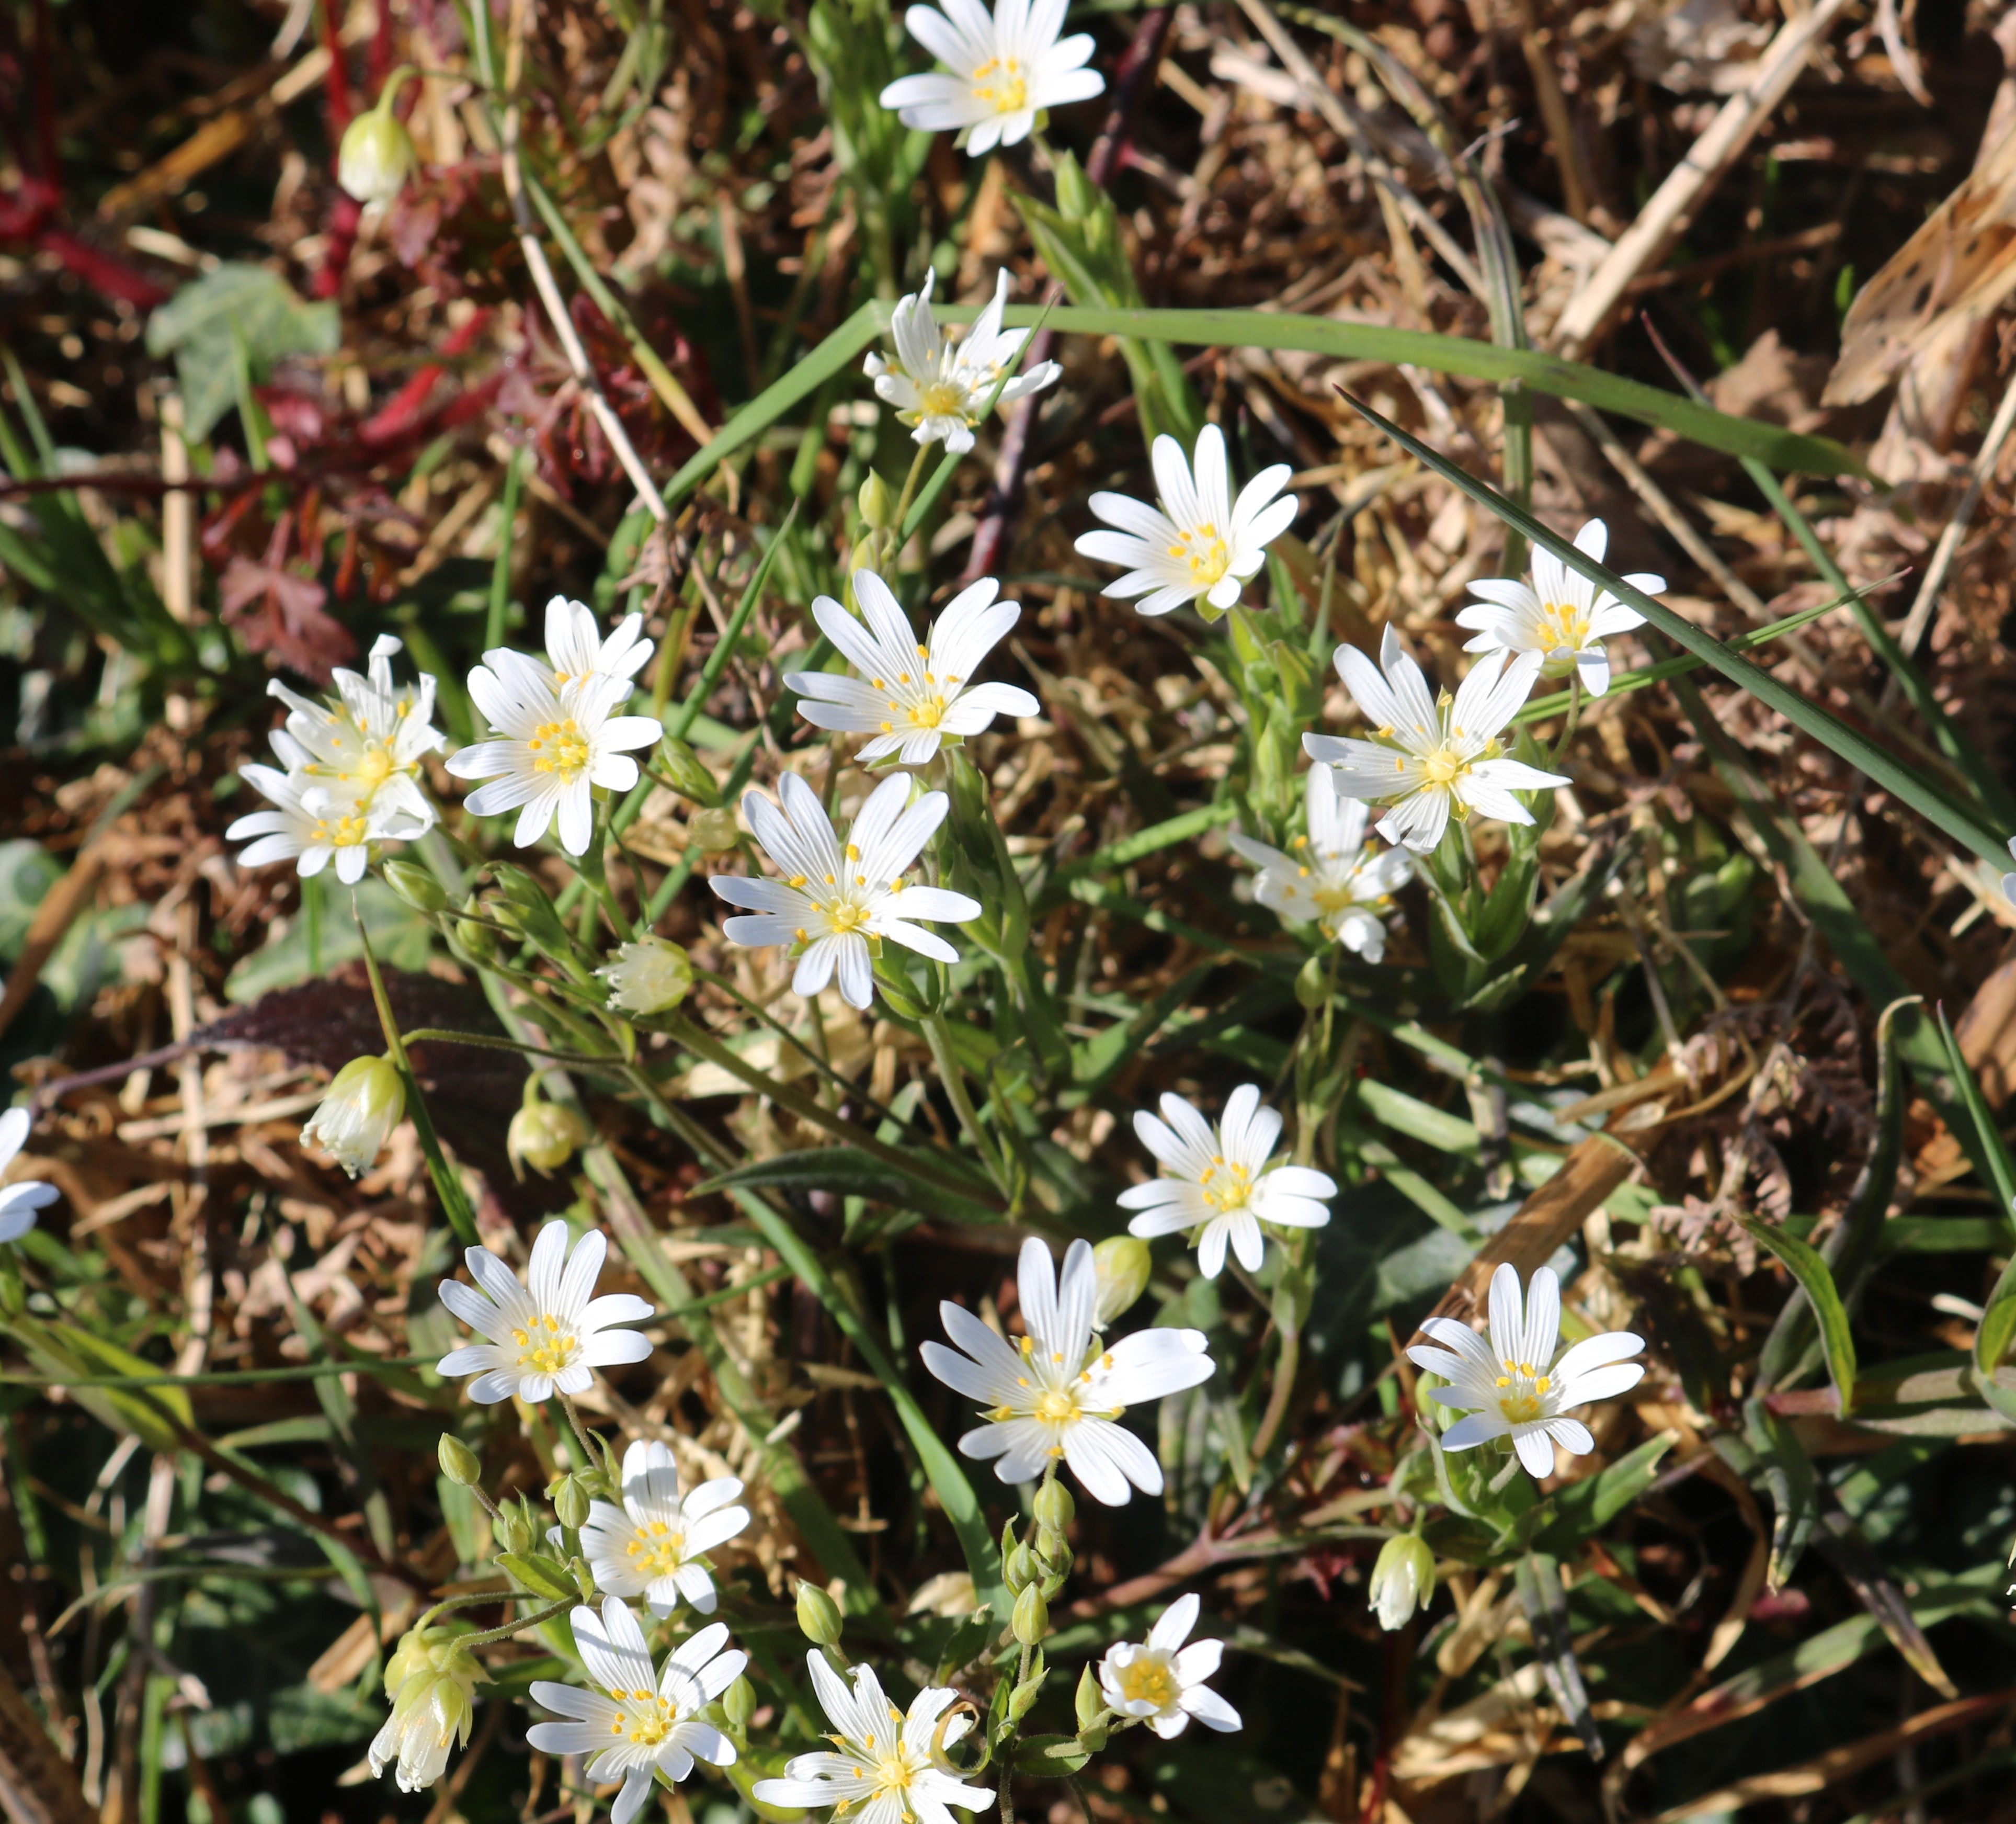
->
[368,1629,485,1793]
[436,1220,654,1404]
[709,771,980,1011]
[786,570,1039,764]
[0,1108,58,1245]
[920,1236,1213,1505]
[1455,518,1665,698]
[1119,1084,1336,1281]
[581,1441,750,1618]
[505,597,655,693]
[1302,626,1569,855]
[880,0,1104,155]
[598,936,694,1015]
[300,1056,406,1178]
[528,1600,743,1824]
[1366,1534,1436,1632]
[1228,766,1413,961]
[266,634,443,832]
[751,1652,992,1824]
[1404,1263,1645,1479]
[227,739,432,884]
[445,659,663,857]
[863,268,1061,452]
[1074,424,1298,619]
[1097,1594,1240,1739]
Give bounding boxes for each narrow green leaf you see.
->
[1533,1431,1676,1555]
[691,1145,998,1225]
[666,499,800,745]
[1737,1218,1856,1417]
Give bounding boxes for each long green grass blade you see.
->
[1738,1217,1857,1416]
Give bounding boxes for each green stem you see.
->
[922,1007,1007,1195]
[557,1391,602,1475]
[460,1597,577,1648]
[1551,674,1582,768]
[883,443,933,567]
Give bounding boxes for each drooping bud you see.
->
[597,935,694,1016]
[301,1057,405,1180]
[1091,1234,1152,1327]
[795,1580,844,1647]
[382,859,448,915]
[367,1628,486,1792]
[1367,1533,1437,1632]
[1010,1584,1049,1646]
[688,806,743,853]
[437,1433,482,1488]
[507,1098,591,1177]
[338,94,420,207]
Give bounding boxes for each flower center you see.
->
[529,719,591,777]
[824,901,869,935]
[1198,1154,1254,1213]
[1418,743,1469,789]
[872,1746,920,1796]
[1117,1657,1179,1708]
[1539,603,1591,654]
[917,380,969,420]
[907,695,947,729]
[625,1522,688,1577]
[1032,1385,1084,1427]
[969,56,1028,114]
[511,1312,580,1376]
[618,1694,678,1747]
[1493,1361,1552,1425]
[310,811,371,847]
[348,745,394,791]
[1170,524,1232,586]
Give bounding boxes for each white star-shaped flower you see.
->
[1119,1084,1336,1280]
[1074,424,1297,619]
[1228,765,1413,961]
[528,1600,743,1824]
[880,0,1104,156]
[0,1108,58,1245]
[1097,1593,1241,1740]
[502,596,654,693]
[445,658,663,857]
[1455,517,1664,697]
[785,570,1039,764]
[227,730,432,885]
[1404,1263,1646,1479]
[266,633,443,831]
[863,267,1061,452]
[435,1220,654,1404]
[751,1652,992,1824]
[1303,626,1568,854]
[580,1441,750,1619]
[708,771,980,1010]
[920,1236,1213,1505]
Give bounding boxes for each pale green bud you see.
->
[858,471,896,531]
[1295,955,1329,1012]
[436,1434,482,1488]
[1010,1584,1048,1646]
[1074,1663,1102,1730]
[507,1099,591,1177]
[1033,1478,1075,1536]
[1368,1533,1437,1632]
[339,105,419,207]
[796,1581,844,1647]
[1004,1542,1037,1593]
[722,1675,757,1731]
[552,1475,592,1532]
[688,806,743,853]
[1091,1234,1152,1327]
[1006,1672,1044,1723]
[382,859,447,915]
[655,739,721,806]
[597,935,694,1015]
[301,1057,404,1180]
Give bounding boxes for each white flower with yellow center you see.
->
[1097,1594,1240,1739]
[436,1220,654,1404]
[227,734,432,885]
[1303,626,1568,855]
[499,596,654,693]
[1119,1084,1336,1281]
[863,267,1062,452]
[580,1441,750,1619]
[1075,424,1298,619]
[920,1237,1213,1505]
[1228,765,1414,961]
[1455,517,1664,698]
[1405,1263,1645,1479]
[445,658,663,857]
[528,1600,743,1824]
[266,634,443,830]
[300,1056,406,1180]
[0,1107,59,1246]
[709,771,980,1010]
[751,1652,992,1824]
[786,569,1039,765]
[880,0,1104,155]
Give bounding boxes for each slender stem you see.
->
[557,1392,601,1474]
[885,443,933,563]
[922,1007,1007,1194]
[1249,1323,1301,1463]
[401,1028,620,1068]
[461,1598,577,1649]
[1552,674,1582,767]
[412,1589,516,1631]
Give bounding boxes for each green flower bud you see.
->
[688,806,743,853]
[301,1057,405,1180]
[553,1475,592,1532]
[1006,1672,1044,1723]
[339,103,418,208]
[1004,1541,1036,1593]
[382,859,448,915]
[1295,955,1329,1012]
[722,1674,757,1731]
[437,1433,482,1488]
[454,894,498,962]
[1074,1663,1102,1730]
[1033,1478,1075,1536]
[655,738,722,806]
[484,896,527,939]
[597,935,694,1016]
[1010,1584,1048,1647]
[858,471,896,531]
[1368,1533,1437,1632]
[493,1500,532,1557]
[508,1098,591,1177]
[796,1580,844,1647]
[1091,1234,1152,1327]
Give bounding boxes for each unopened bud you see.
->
[1091,1234,1152,1327]
[1033,1478,1074,1536]
[301,1057,404,1180]
[454,892,498,961]
[1004,1542,1036,1593]
[722,1675,757,1731]
[437,1433,482,1488]
[655,738,721,806]
[598,935,693,1016]
[508,1099,591,1177]
[858,471,896,531]
[1295,954,1329,1012]
[796,1581,844,1647]
[553,1476,592,1533]
[1074,1663,1102,1730]
[338,103,418,207]
[1010,1584,1048,1646]
[493,1503,531,1557]
[1368,1533,1437,1632]
[688,806,743,853]
[1006,1672,1044,1723]
[382,859,447,915]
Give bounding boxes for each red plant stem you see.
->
[960,5,1174,583]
